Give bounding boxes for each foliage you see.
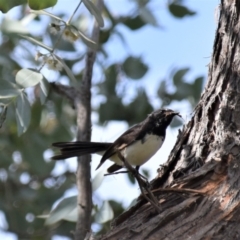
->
[0,0,201,239]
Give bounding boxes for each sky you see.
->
[0,0,220,239]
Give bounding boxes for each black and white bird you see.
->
[52,109,181,173]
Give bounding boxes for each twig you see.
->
[104,170,129,176]
[50,82,78,105]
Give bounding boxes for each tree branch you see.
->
[74,1,103,239]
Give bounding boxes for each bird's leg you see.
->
[116,151,161,213]
[135,166,150,187]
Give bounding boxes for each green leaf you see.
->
[139,7,158,26]
[127,172,136,185]
[54,55,78,84]
[39,76,49,96]
[15,92,31,135]
[16,69,43,88]
[0,0,27,13]
[0,79,21,99]
[172,68,189,87]
[77,30,97,50]
[122,15,146,30]
[50,33,75,52]
[39,76,49,104]
[1,17,29,34]
[95,201,114,224]
[82,0,104,28]
[45,196,78,225]
[28,0,57,10]
[192,76,204,101]
[122,56,148,80]
[0,106,7,128]
[70,25,97,50]
[141,168,149,178]
[168,3,196,18]
[99,29,110,44]
[92,169,105,192]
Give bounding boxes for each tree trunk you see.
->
[101,1,240,239]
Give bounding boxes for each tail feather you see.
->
[52,141,111,160]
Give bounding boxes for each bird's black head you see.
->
[147,109,181,133]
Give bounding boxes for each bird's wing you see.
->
[96,122,146,169]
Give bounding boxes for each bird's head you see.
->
[148,109,182,127]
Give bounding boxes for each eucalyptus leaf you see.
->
[192,76,204,101]
[172,68,189,87]
[0,106,7,128]
[168,3,196,18]
[16,69,43,88]
[54,55,78,83]
[92,169,105,192]
[122,56,148,80]
[0,0,27,13]
[39,76,49,104]
[45,195,78,225]
[139,7,158,26]
[76,28,97,50]
[39,76,49,96]
[1,17,29,34]
[82,0,104,27]
[28,0,57,10]
[0,79,21,99]
[95,201,114,224]
[15,92,31,135]
[122,15,146,30]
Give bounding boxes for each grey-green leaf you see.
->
[15,92,31,135]
[0,79,21,99]
[28,0,58,10]
[39,76,49,104]
[140,7,158,26]
[173,68,189,87]
[0,0,27,13]
[168,3,196,18]
[82,0,104,27]
[122,56,148,80]
[16,69,43,88]
[45,196,78,225]
[1,17,29,34]
[95,201,114,224]
[0,106,7,128]
[92,169,105,192]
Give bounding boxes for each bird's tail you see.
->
[51,141,111,160]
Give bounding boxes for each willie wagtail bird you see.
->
[52,109,181,173]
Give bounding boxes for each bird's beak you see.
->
[174,112,182,118]
[167,110,182,119]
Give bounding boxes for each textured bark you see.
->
[101,1,240,239]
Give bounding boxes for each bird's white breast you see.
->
[97,134,164,167]
[121,134,164,166]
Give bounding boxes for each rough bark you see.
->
[101,1,240,239]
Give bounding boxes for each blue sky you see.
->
[0,0,219,239]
